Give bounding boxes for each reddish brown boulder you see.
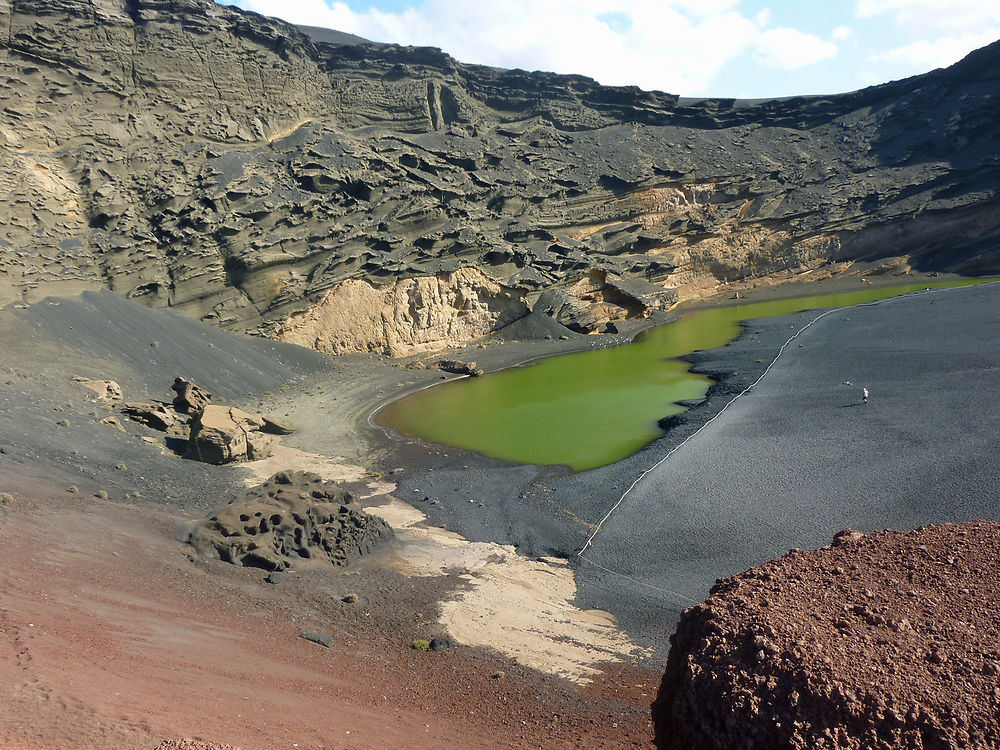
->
[653,521,1000,750]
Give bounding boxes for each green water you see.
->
[377,279,986,471]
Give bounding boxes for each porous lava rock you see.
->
[653,521,1000,750]
[188,470,393,571]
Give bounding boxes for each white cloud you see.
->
[832,25,854,42]
[753,27,839,70]
[855,0,1000,33]
[867,29,1000,69]
[228,0,840,96]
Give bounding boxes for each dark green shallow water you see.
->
[377,280,985,471]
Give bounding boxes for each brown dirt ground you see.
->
[0,471,657,750]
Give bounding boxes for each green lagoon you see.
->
[377,280,986,471]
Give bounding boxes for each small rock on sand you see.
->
[301,630,332,648]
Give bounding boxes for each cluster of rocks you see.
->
[653,521,1000,750]
[113,376,295,464]
[187,470,393,571]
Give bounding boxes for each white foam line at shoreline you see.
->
[575,281,998,562]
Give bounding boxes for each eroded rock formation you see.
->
[275,267,526,355]
[0,0,998,353]
[653,522,1000,750]
[118,377,292,463]
[188,470,393,570]
[184,404,276,464]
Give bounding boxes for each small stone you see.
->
[265,571,283,584]
[95,490,108,499]
[342,593,359,603]
[100,415,126,431]
[491,670,506,679]
[56,418,70,427]
[430,637,451,652]
[67,485,79,494]
[300,630,332,648]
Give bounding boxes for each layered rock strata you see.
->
[0,0,998,353]
[653,522,1000,750]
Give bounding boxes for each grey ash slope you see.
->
[574,282,1000,637]
[0,0,997,347]
[0,290,329,508]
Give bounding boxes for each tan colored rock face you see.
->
[185,405,274,464]
[276,268,527,357]
[71,376,123,404]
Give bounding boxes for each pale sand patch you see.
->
[368,497,650,683]
[243,449,648,682]
[241,444,396,497]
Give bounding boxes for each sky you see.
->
[223,0,1000,98]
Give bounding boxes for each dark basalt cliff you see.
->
[1,0,998,353]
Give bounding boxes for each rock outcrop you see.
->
[118,377,290,463]
[188,470,393,570]
[122,401,183,433]
[653,522,1000,750]
[184,405,276,464]
[276,268,526,355]
[71,376,123,404]
[435,359,483,376]
[171,377,212,415]
[0,0,998,353]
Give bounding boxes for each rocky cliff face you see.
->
[1,0,998,352]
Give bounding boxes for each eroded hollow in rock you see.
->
[187,470,393,571]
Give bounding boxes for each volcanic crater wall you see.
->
[0,0,998,352]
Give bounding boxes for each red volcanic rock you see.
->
[653,521,1000,750]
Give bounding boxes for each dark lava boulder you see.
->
[188,470,393,571]
[653,521,1000,750]
[435,359,484,376]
